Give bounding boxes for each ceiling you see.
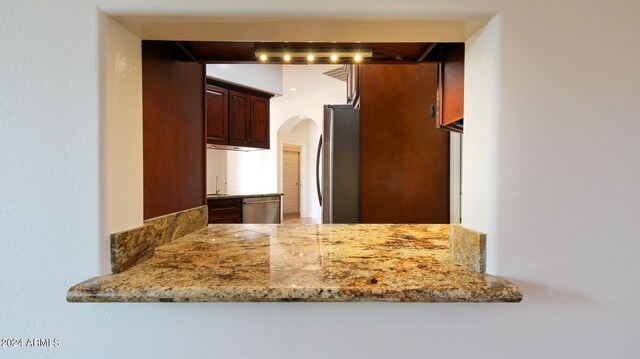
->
[167,41,461,64]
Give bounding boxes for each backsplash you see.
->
[449,224,487,273]
[110,206,208,273]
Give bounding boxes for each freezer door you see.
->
[322,105,360,224]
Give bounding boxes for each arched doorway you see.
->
[277,115,320,223]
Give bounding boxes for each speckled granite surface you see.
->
[71,224,521,302]
[110,206,207,273]
[450,224,487,273]
[207,193,283,200]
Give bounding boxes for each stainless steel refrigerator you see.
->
[315,105,360,224]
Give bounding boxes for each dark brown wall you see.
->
[360,63,450,223]
[142,41,205,219]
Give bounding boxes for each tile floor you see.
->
[282,214,320,224]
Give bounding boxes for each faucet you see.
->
[215,176,221,194]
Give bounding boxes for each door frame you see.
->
[451,132,462,223]
[281,143,302,215]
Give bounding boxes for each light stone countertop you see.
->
[67,224,522,302]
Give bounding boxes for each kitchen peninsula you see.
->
[68,224,522,302]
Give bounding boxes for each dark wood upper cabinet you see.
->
[206,79,273,151]
[437,43,464,132]
[228,90,252,147]
[250,96,270,149]
[205,84,228,145]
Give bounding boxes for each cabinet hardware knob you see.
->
[430,104,437,119]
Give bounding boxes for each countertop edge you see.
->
[206,193,284,200]
[67,278,522,303]
[67,288,523,303]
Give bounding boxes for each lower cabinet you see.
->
[207,198,242,223]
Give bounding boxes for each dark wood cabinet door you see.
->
[142,41,205,220]
[205,84,228,145]
[207,198,242,223]
[228,90,252,147]
[441,43,464,127]
[360,63,450,223]
[250,96,270,149]
[209,214,242,223]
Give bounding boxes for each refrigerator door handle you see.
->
[316,134,323,206]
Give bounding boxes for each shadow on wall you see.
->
[277,115,320,219]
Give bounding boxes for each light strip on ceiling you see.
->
[256,50,373,63]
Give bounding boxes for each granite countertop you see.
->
[207,193,283,200]
[68,224,522,303]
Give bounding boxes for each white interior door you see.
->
[283,150,300,214]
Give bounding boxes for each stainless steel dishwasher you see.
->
[242,196,281,224]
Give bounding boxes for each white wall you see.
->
[1,3,101,357]
[225,149,276,194]
[272,65,347,132]
[2,1,640,359]
[206,64,283,95]
[206,149,227,194]
[461,16,502,271]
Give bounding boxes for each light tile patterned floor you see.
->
[282,214,320,224]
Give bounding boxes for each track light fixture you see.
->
[254,50,372,63]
